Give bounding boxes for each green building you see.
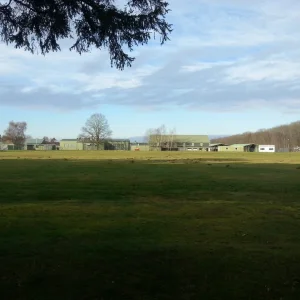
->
[60,139,83,150]
[149,135,210,151]
[60,139,130,151]
[218,144,258,152]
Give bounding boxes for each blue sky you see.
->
[1,0,300,139]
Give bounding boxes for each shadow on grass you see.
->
[0,159,300,204]
[1,243,300,299]
[1,159,300,299]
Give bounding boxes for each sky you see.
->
[1,0,300,139]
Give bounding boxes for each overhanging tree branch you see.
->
[0,0,172,70]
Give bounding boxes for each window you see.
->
[260,148,265,150]
[235,148,238,150]
[269,148,274,151]
[226,147,229,150]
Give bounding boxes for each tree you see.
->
[80,113,112,150]
[50,137,57,144]
[3,121,27,149]
[42,136,49,143]
[0,0,172,70]
[146,124,176,150]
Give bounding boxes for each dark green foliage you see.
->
[0,0,172,69]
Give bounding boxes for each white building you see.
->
[258,145,275,153]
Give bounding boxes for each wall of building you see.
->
[60,140,130,151]
[60,141,83,150]
[218,146,245,152]
[258,145,275,153]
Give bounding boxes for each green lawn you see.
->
[1,151,300,299]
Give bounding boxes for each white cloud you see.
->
[225,59,300,83]
[1,0,300,113]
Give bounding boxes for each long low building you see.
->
[217,144,276,152]
[60,139,131,150]
[218,144,258,152]
[149,135,210,151]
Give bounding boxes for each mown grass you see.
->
[1,151,300,299]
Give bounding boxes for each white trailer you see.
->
[258,145,275,153]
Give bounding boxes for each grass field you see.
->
[1,151,300,299]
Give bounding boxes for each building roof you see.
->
[60,138,130,142]
[210,143,226,147]
[60,139,78,141]
[26,138,43,144]
[109,139,130,142]
[230,144,256,147]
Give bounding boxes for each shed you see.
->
[218,144,258,152]
[258,145,275,153]
[25,138,44,150]
[209,143,227,152]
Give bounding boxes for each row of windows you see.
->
[63,143,77,149]
[157,142,205,147]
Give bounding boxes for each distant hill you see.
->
[211,121,300,150]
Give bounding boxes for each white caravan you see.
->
[258,145,275,153]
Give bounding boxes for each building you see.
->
[25,138,58,150]
[258,145,275,153]
[60,139,83,150]
[0,142,8,151]
[209,143,227,152]
[25,138,43,150]
[149,135,210,151]
[218,144,258,152]
[60,139,131,150]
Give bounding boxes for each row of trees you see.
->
[0,113,112,150]
[212,121,300,150]
[145,125,176,150]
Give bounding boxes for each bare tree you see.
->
[168,127,176,150]
[4,121,27,149]
[211,120,300,151]
[80,113,112,150]
[0,0,171,70]
[147,124,176,150]
[42,136,49,143]
[144,128,154,143]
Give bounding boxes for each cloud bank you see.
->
[1,0,300,113]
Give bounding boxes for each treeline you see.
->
[212,121,300,150]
